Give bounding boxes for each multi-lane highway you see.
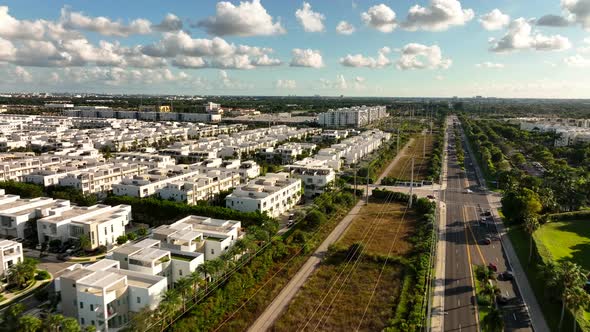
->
[442,116,532,332]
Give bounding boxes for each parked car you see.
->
[57,253,70,261]
[496,295,509,305]
[286,220,294,228]
[499,271,514,280]
[481,237,492,245]
[14,237,24,243]
[488,262,498,272]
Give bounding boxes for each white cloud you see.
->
[479,9,510,31]
[276,79,297,89]
[197,0,285,36]
[476,62,505,68]
[290,48,324,68]
[172,56,207,69]
[153,13,183,32]
[402,0,474,31]
[13,66,32,82]
[340,47,392,68]
[336,21,355,35]
[62,67,188,86]
[561,0,590,30]
[396,43,452,70]
[536,14,571,27]
[0,6,80,41]
[60,7,152,37]
[564,54,590,67]
[489,18,572,52]
[435,75,444,80]
[295,2,325,32]
[0,37,16,59]
[253,54,281,66]
[361,4,398,33]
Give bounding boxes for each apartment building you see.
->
[225,173,302,217]
[192,158,261,181]
[0,239,23,276]
[0,156,63,182]
[59,163,148,195]
[318,106,388,128]
[37,204,132,249]
[57,259,167,331]
[110,238,204,286]
[0,191,71,239]
[286,162,336,198]
[112,152,176,169]
[153,215,242,261]
[514,117,590,146]
[158,170,241,205]
[260,142,317,164]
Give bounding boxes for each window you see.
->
[137,297,141,304]
[91,320,95,326]
[80,301,84,309]
[211,249,214,255]
[104,228,108,235]
[90,304,94,311]
[179,269,183,276]
[81,318,85,325]
[111,225,114,233]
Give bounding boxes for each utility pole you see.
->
[353,164,357,196]
[409,157,414,208]
[423,132,426,159]
[365,167,370,205]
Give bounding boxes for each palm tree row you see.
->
[1,303,95,332]
[127,234,264,332]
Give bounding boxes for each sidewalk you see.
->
[462,125,550,332]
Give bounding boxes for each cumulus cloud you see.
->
[60,7,152,37]
[564,54,590,67]
[561,0,590,30]
[340,47,392,68]
[475,62,505,68]
[489,18,572,52]
[336,21,355,35]
[197,0,285,36]
[276,79,297,89]
[402,0,474,31]
[361,4,398,33]
[295,2,325,32]
[479,9,510,30]
[396,43,452,70]
[62,67,188,86]
[536,14,571,27]
[290,48,324,68]
[153,13,183,32]
[13,66,32,82]
[0,6,80,41]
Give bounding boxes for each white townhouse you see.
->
[0,192,71,239]
[0,239,23,276]
[56,259,167,332]
[225,173,302,218]
[37,204,132,250]
[286,162,336,198]
[158,170,241,205]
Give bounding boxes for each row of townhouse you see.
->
[513,118,590,146]
[64,109,222,123]
[57,215,242,331]
[318,106,389,128]
[259,142,317,164]
[225,172,302,218]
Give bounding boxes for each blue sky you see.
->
[0,0,589,97]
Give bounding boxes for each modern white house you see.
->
[286,163,336,198]
[0,191,71,239]
[56,259,167,332]
[37,204,132,249]
[0,239,23,276]
[225,173,302,217]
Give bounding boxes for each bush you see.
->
[127,232,137,241]
[116,235,128,245]
[35,270,51,280]
[96,246,107,254]
[48,239,62,249]
[136,227,148,236]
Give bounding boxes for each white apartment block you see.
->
[0,190,71,239]
[59,163,148,195]
[57,259,167,332]
[514,117,590,146]
[260,142,317,164]
[110,238,204,286]
[37,204,131,250]
[286,162,336,198]
[226,173,302,218]
[113,153,176,169]
[192,158,261,181]
[318,106,388,128]
[158,170,241,205]
[0,239,23,276]
[0,156,63,182]
[153,215,242,261]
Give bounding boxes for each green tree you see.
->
[481,306,504,332]
[44,313,65,332]
[174,277,192,312]
[566,286,590,332]
[546,261,587,330]
[116,235,128,245]
[18,315,42,332]
[61,317,82,332]
[7,258,37,289]
[158,289,181,331]
[524,214,540,264]
[78,234,91,251]
[2,303,25,331]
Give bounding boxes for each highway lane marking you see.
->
[464,206,486,265]
[461,206,481,332]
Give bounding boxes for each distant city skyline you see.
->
[0,0,589,98]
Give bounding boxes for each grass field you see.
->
[338,201,416,256]
[273,201,417,331]
[387,134,434,181]
[535,219,590,269]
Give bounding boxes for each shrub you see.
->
[127,232,137,241]
[35,270,51,280]
[116,235,128,245]
[136,227,148,236]
[96,246,107,254]
[48,239,62,249]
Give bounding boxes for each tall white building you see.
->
[0,239,23,276]
[57,259,167,331]
[225,173,302,217]
[318,106,388,128]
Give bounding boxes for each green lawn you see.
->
[535,220,590,269]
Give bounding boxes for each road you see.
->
[442,116,534,332]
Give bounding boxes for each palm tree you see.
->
[159,289,181,331]
[524,214,540,263]
[187,271,204,301]
[7,259,36,289]
[481,306,504,332]
[566,286,590,332]
[481,282,500,305]
[61,317,82,332]
[128,307,154,331]
[44,313,65,332]
[78,234,91,252]
[546,261,587,330]
[174,278,192,312]
[17,315,42,332]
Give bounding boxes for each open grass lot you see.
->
[272,200,418,331]
[535,219,590,269]
[338,201,417,257]
[387,133,434,181]
[272,254,403,332]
